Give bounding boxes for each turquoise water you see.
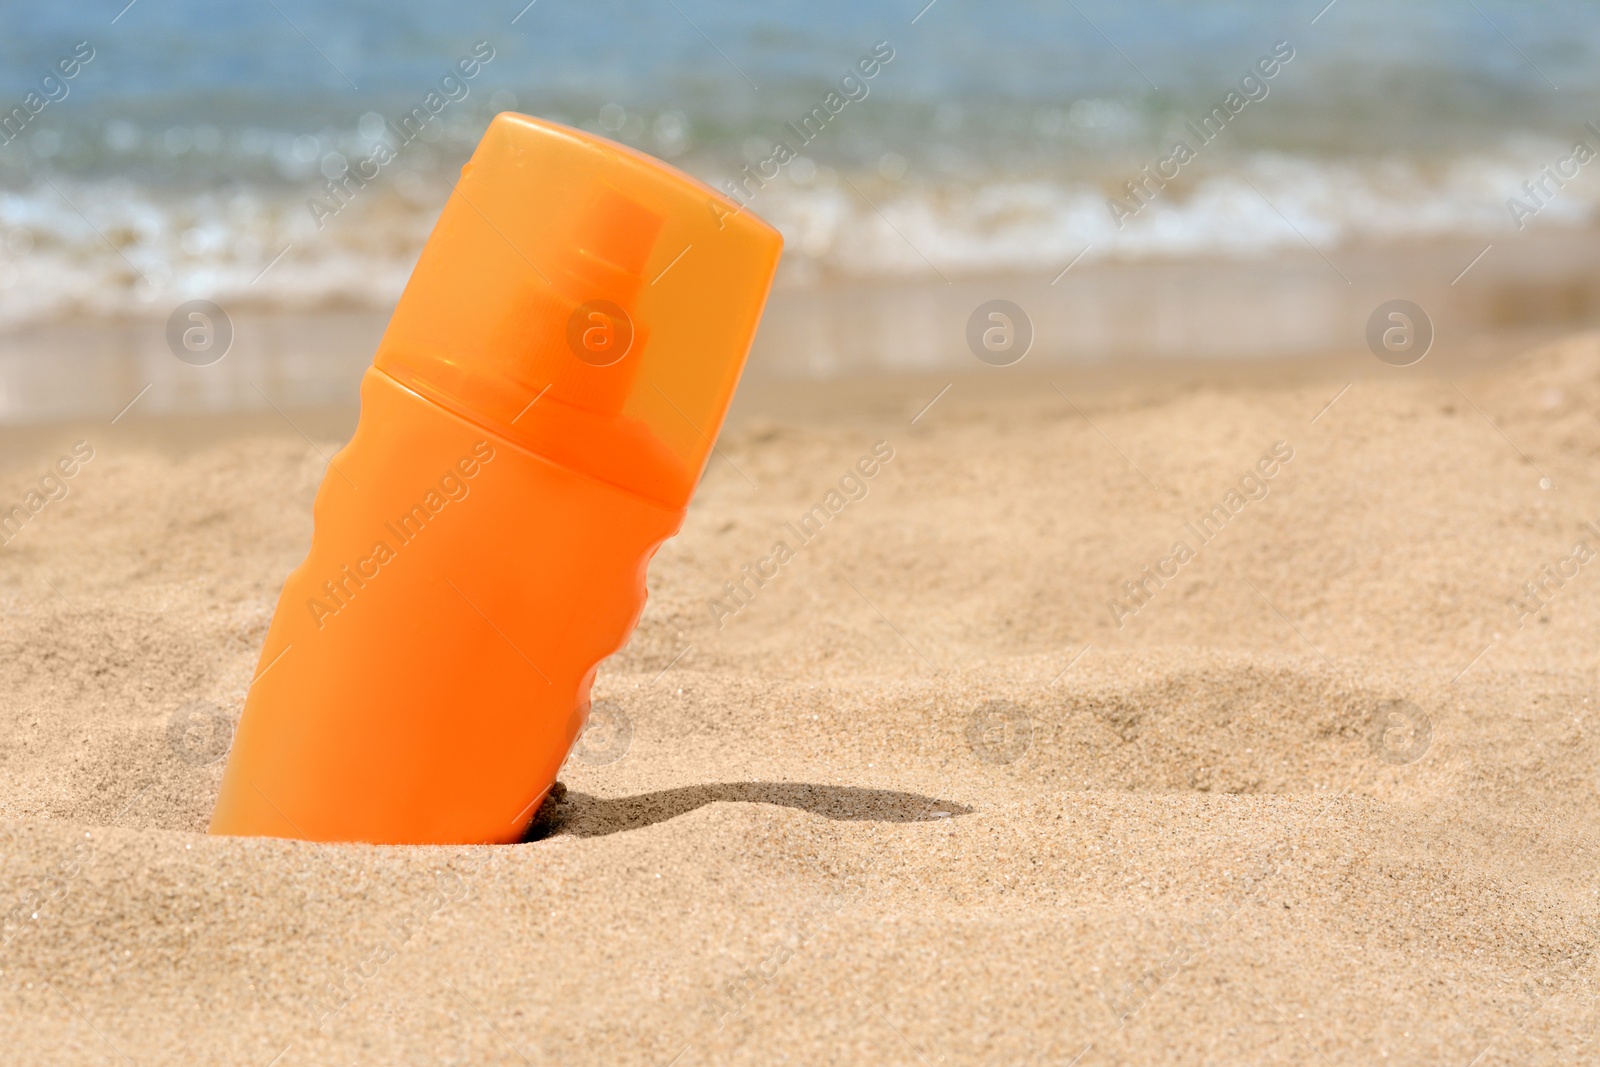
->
[6,0,1598,167]
[0,0,1597,327]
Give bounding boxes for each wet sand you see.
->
[2,333,1598,1064]
[6,230,1600,426]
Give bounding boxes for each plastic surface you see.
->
[209,115,781,844]
[375,112,782,509]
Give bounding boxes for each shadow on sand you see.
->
[523,781,972,841]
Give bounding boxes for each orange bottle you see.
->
[209,114,782,844]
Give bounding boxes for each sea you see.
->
[1,0,1598,413]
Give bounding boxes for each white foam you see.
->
[0,143,1594,331]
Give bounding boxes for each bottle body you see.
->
[209,367,682,844]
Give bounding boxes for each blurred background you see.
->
[2,0,1599,421]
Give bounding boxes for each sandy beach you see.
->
[2,334,1598,1065]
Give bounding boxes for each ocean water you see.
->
[1,0,1598,331]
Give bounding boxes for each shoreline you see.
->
[3,232,1598,425]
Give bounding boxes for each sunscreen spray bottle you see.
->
[210,114,782,844]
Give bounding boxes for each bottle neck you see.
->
[372,360,692,511]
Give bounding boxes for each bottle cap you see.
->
[375,113,783,508]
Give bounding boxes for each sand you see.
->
[2,334,1598,1065]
